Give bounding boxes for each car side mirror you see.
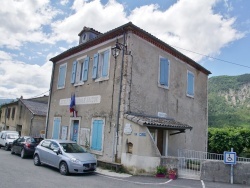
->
[53,148,61,155]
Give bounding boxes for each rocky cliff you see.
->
[208,74,250,128]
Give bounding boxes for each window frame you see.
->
[73,55,88,86]
[94,47,111,82]
[11,107,15,120]
[187,70,195,97]
[158,56,170,89]
[57,63,67,89]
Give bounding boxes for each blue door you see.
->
[91,120,103,151]
[52,118,61,139]
[71,120,79,142]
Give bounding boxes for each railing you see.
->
[178,149,250,163]
[177,149,250,179]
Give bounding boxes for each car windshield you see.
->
[7,134,19,139]
[60,143,86,153]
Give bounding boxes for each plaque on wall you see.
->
[124,123,133,135]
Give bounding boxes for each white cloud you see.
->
[0,51,12,61]
[0,0,245,99]
[48,0,243,62]
[0,59,52,99]
[60,0,69,6]
[50,0,128,43]
[0,0,59,49]
[128,0,243,61]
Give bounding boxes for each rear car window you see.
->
[32,137,43,143]
[7,134,19,139]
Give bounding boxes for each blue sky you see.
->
[0,0,249,99]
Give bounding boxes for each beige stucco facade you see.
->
[47,23,210,173]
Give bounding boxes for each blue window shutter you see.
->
[92,54,99,79]
[82,57,89,81]
[159,58,169,86]
[96,120,103,151]
[91,121,98,150]
[187,72,194,96]
[71,61,77,84]
[52,118,61,139]
[91,120,103,151]
[58,65,66,88]
[102,50,109,77]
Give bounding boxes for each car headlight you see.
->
[70,158,81,164]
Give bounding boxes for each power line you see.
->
[170,45,250,69]
[31,90,50,98]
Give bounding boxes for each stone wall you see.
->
[201,160,250,185]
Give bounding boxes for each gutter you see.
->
[45,62,55,138]
[29,114,34,136]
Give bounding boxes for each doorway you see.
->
[70,120,79,142]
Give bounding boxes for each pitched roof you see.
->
[50,22,211,75]
[124,113,192,130]
[21,99,48,116]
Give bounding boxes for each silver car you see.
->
[33,139,97,175]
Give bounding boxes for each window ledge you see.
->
[158,83,169,90]
[90,149,103,156]
[74,82,84,87]
[95,77,109,82]
[186,94,194,98]
[57,87,65,90]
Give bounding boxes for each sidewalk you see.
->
[96,167,132,178]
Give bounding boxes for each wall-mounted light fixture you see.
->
[111,39,127,58]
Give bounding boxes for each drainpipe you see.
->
[4,107,7,130]
[115,31,126,162]
[45,62,55,138]
[29,114,34,136]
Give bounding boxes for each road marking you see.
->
[97,174,172,185]
[201,180,205,188]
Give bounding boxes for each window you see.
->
[41,140,51,148]
[71,56,89,85]
[92,48,110,81]
[6,108,11,119]
[159,57,170,89]
[57,63,67,89]
[91,119,104,152]
[50,141,59,150]
[19,105,22,119]
[187,71,195,97]
[11,107,15,119]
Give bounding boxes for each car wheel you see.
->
[21,149,26,159]
[4,144,9,151]
[59,162,69,175]
[34,154,41,166]
[11,147,15,154]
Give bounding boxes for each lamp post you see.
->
[111,38,127,161]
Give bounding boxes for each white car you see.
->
[0,131,19,150]
[34,139,97,175]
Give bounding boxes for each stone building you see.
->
[0,96,48,137]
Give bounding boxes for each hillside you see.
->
[208,74,250,128]
[0,99,14,106]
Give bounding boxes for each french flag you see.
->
[69,94,75,113]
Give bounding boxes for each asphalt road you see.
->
[0,148,248,188]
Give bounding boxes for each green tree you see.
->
[208,127,250,155]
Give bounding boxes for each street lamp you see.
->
[111,39,127,58]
